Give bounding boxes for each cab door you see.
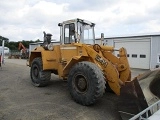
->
[60,23,78,63]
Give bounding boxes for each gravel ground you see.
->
[0,58,149,120]
[0,59,123,120]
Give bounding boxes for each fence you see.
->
[129,100,160,120]
[8,50,21,59]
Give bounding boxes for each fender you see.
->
[29,46,58,70]
[63,56,90,76]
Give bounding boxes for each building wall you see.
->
[151,36,160,69]
[96,35,160,69]
[105,38,113,46]
[95,38,114,46]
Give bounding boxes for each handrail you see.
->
[129,100,160,120]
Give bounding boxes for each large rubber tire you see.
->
[30,57,51,87]
[68,61,106,105]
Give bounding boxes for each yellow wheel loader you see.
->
[28,18,160,119]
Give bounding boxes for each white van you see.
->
[0,46,10,55]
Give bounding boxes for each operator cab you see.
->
[58,18,95,45]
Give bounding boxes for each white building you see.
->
[96,33,160,69]
[0,46,10,55]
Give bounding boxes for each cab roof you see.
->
[58,18,95,27]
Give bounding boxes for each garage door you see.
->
[114,40,150,69]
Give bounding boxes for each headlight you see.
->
[47,43,54,50]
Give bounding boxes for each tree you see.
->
[35,39,41,42]
[0,35,40,50]
[0,35,9,45]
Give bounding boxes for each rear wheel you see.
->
[68,61,106,105]
[30,57,51,87]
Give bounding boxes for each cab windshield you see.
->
[77,22,95,44]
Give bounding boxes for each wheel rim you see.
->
[73,74,88,94]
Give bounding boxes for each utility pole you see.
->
[0,39,5,68]
[2,40,4,64]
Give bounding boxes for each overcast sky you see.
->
[0,0,160,42]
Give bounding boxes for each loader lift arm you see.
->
[83,44,148,119]
[83,44,131,95]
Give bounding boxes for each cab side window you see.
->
[64,23,75,44]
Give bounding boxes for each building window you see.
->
[132,54,137,58]
[117,54,129,57]
[140,54,146,58]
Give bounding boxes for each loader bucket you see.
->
[117,69,160,120]
[118,78,149,119]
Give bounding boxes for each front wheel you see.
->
[68,61,106,105]
[30,57,51,87]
